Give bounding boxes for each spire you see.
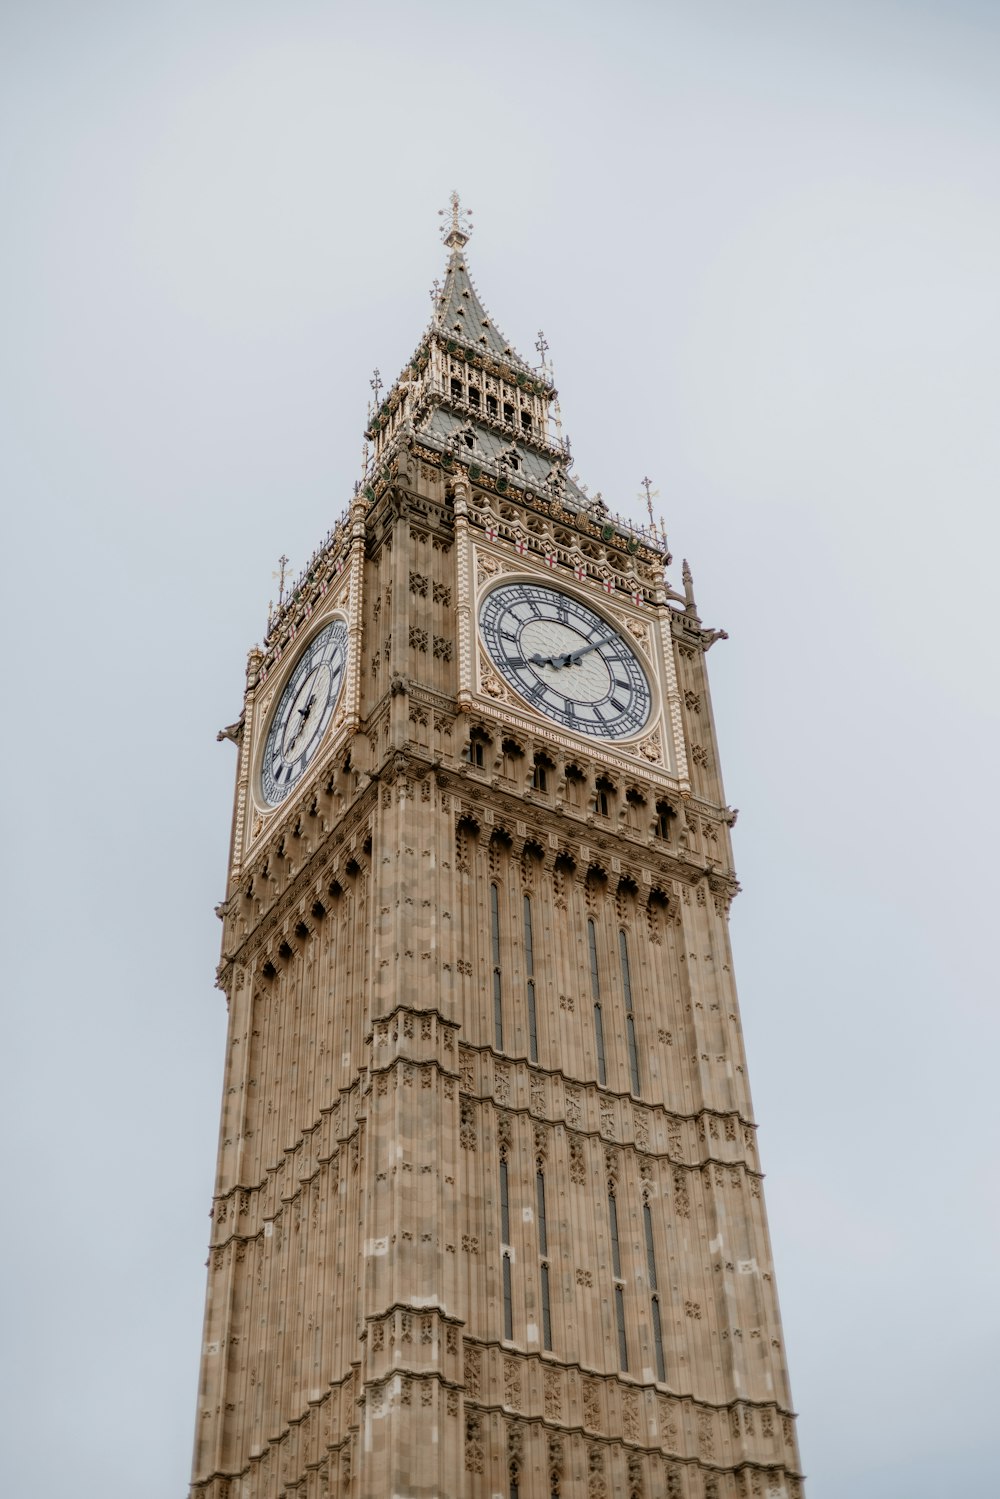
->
[432,191,534,374]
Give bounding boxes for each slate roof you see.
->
[419,406,588,508]
[433,250,534,374]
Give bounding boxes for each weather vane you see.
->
[438,189,473,248]
[272,553,290,606]
[639,476,667,546]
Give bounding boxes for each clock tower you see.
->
[191,199,804,1499]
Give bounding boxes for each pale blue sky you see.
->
[2,3,998,1495]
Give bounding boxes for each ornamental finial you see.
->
[640,476,659,529]
[438,189,473,249]
[272,553,290,606]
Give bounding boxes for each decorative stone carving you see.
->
[464,1343,481,1398]
[569,1136,586,1185]
[476,551,502,584]
[583,1380,601,1430]
[503,1356,521,1408]
[638,729,662,763]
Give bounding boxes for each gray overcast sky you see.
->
[2,3,997,1495]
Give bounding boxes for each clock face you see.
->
[478,582,651,740]
[261,620,348,806]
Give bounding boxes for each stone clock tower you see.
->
[190,199,804,1499]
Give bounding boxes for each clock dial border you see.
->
[477,578,653,742]
[257,617,349,809]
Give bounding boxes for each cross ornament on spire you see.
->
[535,329,550,370]
[370,368,383,406]
[438,190,473,248]
[272,553,290,606]
[638,476,662,539]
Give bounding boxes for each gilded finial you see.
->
[438,190,473,249]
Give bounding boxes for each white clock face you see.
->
[479,582,651,740]
[261,621,348,805]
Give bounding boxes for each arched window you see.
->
[655,800,674,840]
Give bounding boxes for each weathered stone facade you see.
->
[190,208,803,1498]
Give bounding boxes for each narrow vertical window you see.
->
[536,1171,548,1257]
[500,1157,510,1245]
[643,1202,657,1290]
[540,1261,553,1350]
[587,919,600,999]
[503,1252,514,1339]
[503,1252,513,1340]
[524,895,538,1064]
[491,882,503,1051]
[589,918,606,1085]
[608,1190,622,1279]
[594,1004,606,1086]
[609,1187,627,1368]
[619,930,641,1096]
[537,1167,552,1351]
[614,1283,629,1372]
[644,1200,666,1381]
[651,1294,666,1382]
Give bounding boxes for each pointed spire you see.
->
[682,559,697,615]
[431,191,536,373]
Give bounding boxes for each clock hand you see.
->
[531,635,613,670]
[286,692,317,752]
[567,633,617,664]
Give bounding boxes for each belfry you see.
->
[191,198,804,1499]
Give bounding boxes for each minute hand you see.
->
[531,635,612,669]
